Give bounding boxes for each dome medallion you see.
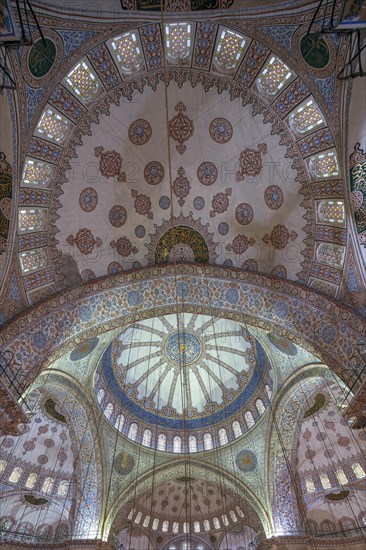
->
[165,331,202,366]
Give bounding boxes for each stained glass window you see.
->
[173,435,182,453]
[221,514,229,527]
[42,476,54,493]
[203,519,210,531]
[189,434,197,452]
[213,517,220,529]
[104,402,113,420]
[265,384,272,400]
[142,429,152,447]
[25,473,37,489]
[143,515,150,528]
[55,524,68,542]
[232,420,242,438]
[320,473,331,489]
[309,150,340,179]
[9,467,22,483]
[22,158,53,187]
[193,521,200,533]
[317,243,345,268]
[127,509,134,521]
[214,28,246,73]
[172,521,179,533]
[162,520,169,532]
[36,107,71,144]
[245,410,255,428]
[305,476,315,492]
[65,60,100,103]
[256,398,265,415]
[183,521,189,533]
[115,414,125,431]
[157,433,167,451]
[0,460,6,475]
[317,200,345,226]
[236,506,244,518]
[58,480,70,496]
[19,248,48,274]
[134,512,142,524]
[19,207,47,233]
[336,468,348,485]
[165,23,192,64]
[256,56,293,96]
[152,518,159,531]
[289,98,324,135]
[230,510,238,522]
[128,422,138,441]
[218,427,228,445]
[352,463,366,478]
[110,32,143,74]
[97,388,105,404]
[204,432,213,450]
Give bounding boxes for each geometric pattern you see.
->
[168,101,194,155]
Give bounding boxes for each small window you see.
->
[134,511,142,524]
[218,427,228,446]
[183,521,189,533]
[309,150,340,179]
[97,388,105,404]
[128,422,138,441]
[236,506,244,518]
[9,467,22,483]
[0,460,6,475]
[189,434,197,452]
[320,473,331,489]
[36,107,71,144]
[204,432,213,450]
[127,509,134,521]
[152,518,159,531]
[162,520,169,532]
[232,420,242,438]
[165,22,192,64]
[19,207,47,233]
[265,384,272,400]
[256,398,265,415]
[172,521,179,533]
[157,433,167,451]
[230,510,238,522]
[203,519,210,531]
[221,514,229,526]
[336,468,348,485]
[25,473,37,489]
[142,429,152,447]
[245,410,255,428]
[115,414,125,431]
[22,158,53,187]
[42,476,54,493]
[193,520,200,533]
[213,27,246,73]
[289,98,324,135]
[65,60,100,103]
[213,517,220,529]
[173,435,182,453]
[143,515,150,528]
[316,243,345,269]
[109,32,143,74]
[104,402,113,420]
[20,248,48,275]
[317,200,345,226]
[58,480,69,496]
[305,476,315,493]
[352,463,366,479]
[256,55,293,97]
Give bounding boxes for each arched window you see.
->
[221,514,229,526]
[265,384,272,400]
[320,473,331,489]
[104,402,113,420]
[165,22,192,64]
[97,388,104,404]
[189,434,197,452]
[128,423,138,441]
[36,524,52,541]
[352,463,366,478]
[142,429,152,447]
[19,208,47,233]
[213,517,220,529]
[172,521,179,533]
[18,522,34,536]
[336,468,348,485]
[256,55,293,97]
[9,467,22,483]
[58,480,70,496]
[289,98,324,135]
[55,524,69,542]
[316,243,345,268]
[173,435,182,453]
[183,521,189,533]
[157,433,167,451]
[42,477,54,493]
[65,60,100,103]
[109,32,143,74]
[162,520,169,532]
[152,518,159,531]
[203,519,210,531]
[232,420,242,438]
[134,512,142,524]
[245,410,255,428]
[256,399,265,415]
[0,517,14,532]
[317,199,345,226]
[193,521,200,533]
[115,414,125,431]
[19,249,48,274]
[36,107,71,144]
[230,510,238,522]
[236,506,244,518]
[305,476,315,493]
[143,515,150,528]
[127,509,134,521]
[25,473,37,489]
[0,460,6,475]
[309,150,340,179]
[22,158,53,187]
[213,27,246,73]
[203,432,213,450]
[218,427,228,446]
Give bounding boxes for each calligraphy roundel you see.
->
[29,38,57,78]
[22,29,63,87]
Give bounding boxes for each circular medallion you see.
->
[235,450,257,472]
[109,205,127,227]
[197,162,218,185]
[209,118,233,144]
[264,185,284,210]
[135,225,146,238]
[242,259,258,271]
[28,38,56,78]
[165,331,202,366]
[218,222,229,236]
[128,119,152,145]
[144,161,164,185]
[235,203,253,225]
[108,261,124,274]
[193,196,205,210]
[113,451,135,475]
[159,196,171,210]
[79,188,98,212]
[267,333,297,356]
[70,337,99,361]
[81,269,96,282]
[300,33,330,69]
[270,265,287,278]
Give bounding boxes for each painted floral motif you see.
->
[81,269,96,281]
[144,161,164,185]
[242,259,258,271]
[226,234,255,254]
[210,188,232,217]
[131,189,153,219]
[110,237,138,257]
[264,185,284,209]
[128,119,152,145]
[66,228,102,255]
[209,118,233,144]
[109,205,127,227]
[173,167,191,207]
[218,222,229,235]
[79,188,98,212]
[235,203,253,225]
[168,101,194,155]
[94,147,126,181]
[193,196,205,210]
[159,196,171,210]
[236,143,267,181]
[262,224,298,250]
[270,265,287,278]
[197,161,218,186]
[108,261,124,274]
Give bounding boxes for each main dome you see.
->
[96,314,273,452]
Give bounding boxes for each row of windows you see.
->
[0,462,69,496]
[128,506,245,533]
[98,387,271,451]
[304,463,366,493]
[0,518,69,541]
